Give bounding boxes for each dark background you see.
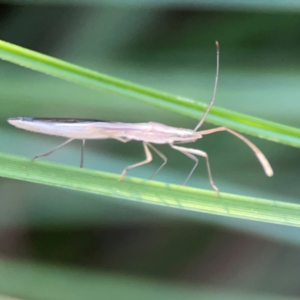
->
[0,1,300,299]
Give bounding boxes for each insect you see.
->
[8,41,273,196]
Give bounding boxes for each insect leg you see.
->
[148,144,167,180]
[114,137,130,143]
[170,144,219,196]
[119,142,153,181]
[80,139,85,168]
[31,138,75,162]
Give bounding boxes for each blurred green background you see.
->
[1,1,300,299]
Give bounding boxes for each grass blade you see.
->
[0,39,300,147]
[0,152,299,227]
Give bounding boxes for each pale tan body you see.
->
[7,119,201,143]
[8,42,273,196]
[8,117,273,196]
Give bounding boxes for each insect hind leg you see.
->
[80,139,85,168]
[31,138,75,163]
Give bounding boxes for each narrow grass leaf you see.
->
[0,39,300,147]
[0,153,299,227]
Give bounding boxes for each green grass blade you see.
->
[1,152,300,227]
[0,39,300,147]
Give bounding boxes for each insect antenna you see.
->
[194,41,219,132]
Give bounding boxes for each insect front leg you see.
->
[119,142,153,181]
[170,144,219,196]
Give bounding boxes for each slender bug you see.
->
[8,41,273,196]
